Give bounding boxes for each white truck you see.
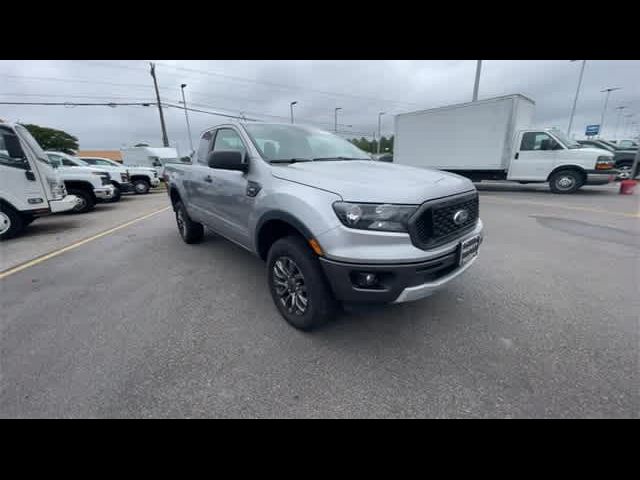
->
[45,151,116,213]
[80,156,160,194]
[394,94,617,193]
[1,122,80,240]
[121,146,179,177]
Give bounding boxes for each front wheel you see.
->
[133,179,151,194]
[549,170,583,194]
[67,189,96,213]
[267,236,337,331]
[0,204,25,240]
[110,185,121,202]
[616,163,633,180]
[175,201,204,244]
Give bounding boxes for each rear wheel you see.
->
[0,204,24,240]
[267,235,337,331]
[67,188,95,213]
[549,170,583,194]
[175,200,204,244]
[133,179,151,194]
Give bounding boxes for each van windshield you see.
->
[550,129,582,149]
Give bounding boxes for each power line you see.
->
[153,62,423,108]
[0,101,153,107]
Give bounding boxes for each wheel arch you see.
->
[255,210,315,261]
[547,165,587,183]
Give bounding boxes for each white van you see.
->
[121,146,179,177]
[1,122,79,239]
[394,94,617,193]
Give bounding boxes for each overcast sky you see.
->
[1,60,638,152]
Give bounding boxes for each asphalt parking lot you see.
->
[1,183,638,418]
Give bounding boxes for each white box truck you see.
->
[121,146,179,178]
[394,94,617,193]
[1,121,80,239]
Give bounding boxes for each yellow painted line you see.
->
[480,196,640,218]
[0,206,171,280]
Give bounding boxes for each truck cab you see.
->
[508,128,616,192]
[1,122,80,239]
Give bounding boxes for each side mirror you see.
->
[207,150,247,172]
[49,158,61,168]
[540,139,554,151]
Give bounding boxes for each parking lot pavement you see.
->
[0,185,638,418]
[0,191,170,273]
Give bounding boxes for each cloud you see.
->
[1,60,638,151]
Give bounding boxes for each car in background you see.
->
[372,153,393,162]
[611,139,638,150]
[577,139,637,179]
[80,157,160,194]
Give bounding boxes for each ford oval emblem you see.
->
[453,209,469,226]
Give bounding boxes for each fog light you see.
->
[356,272,378,288]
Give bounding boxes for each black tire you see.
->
[110,184,121,202]
[549,170,583,194]
[67,188,96,213]
[22,215,35,226]
[267,235,337,331]
[0,203,25,240]
[175,200,204,244]
[133,179,151,194]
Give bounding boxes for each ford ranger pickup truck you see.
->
[165,123,483,330]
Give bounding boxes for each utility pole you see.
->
[472,60,482,102]
[377,112,385,154]
[599,87,621,139]
[567,60,586,138]
[149,62,169,147]
[290,101,297,124]
[334,107,342,132]
[180,84,194,151]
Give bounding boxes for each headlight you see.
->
[596,155,615,170]
[333,202,416,232]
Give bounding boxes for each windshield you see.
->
[598,140,619,150]
[549,129,581,149]
[14,124,51,163]
[243,124,371,162]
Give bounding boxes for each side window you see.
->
[212,129,246,155]
[197,130,214,165]
[0,131,29,170]
[62,158,77,167]
[520,132,555,151]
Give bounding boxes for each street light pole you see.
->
[334,107,342,132]
[599,87,621,138]
[180,83,194,152]
[290,101,297,124]
[377,112,385,154]
[567,60,586,138]
[472,60,482,102]
[614,106,627,140]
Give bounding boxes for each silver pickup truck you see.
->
[165,122,483,330]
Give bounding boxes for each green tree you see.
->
[21,124,79,154]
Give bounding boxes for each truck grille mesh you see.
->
[409,192,479,249]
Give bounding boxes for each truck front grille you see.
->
[408,191,479,249]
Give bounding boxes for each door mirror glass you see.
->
[207,150,247,172]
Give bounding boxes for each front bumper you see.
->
[319,226,483,304]
[94,185,115,200]
[150,177,160,187]
[50,194,81,213]
[116,182,134,193]
[585,171,616,185]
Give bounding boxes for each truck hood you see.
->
[271,160,475,203]
[576,147,614,158]
[59,166,107,175]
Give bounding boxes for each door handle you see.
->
[204,175,213,183]
[514,152,519,159]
